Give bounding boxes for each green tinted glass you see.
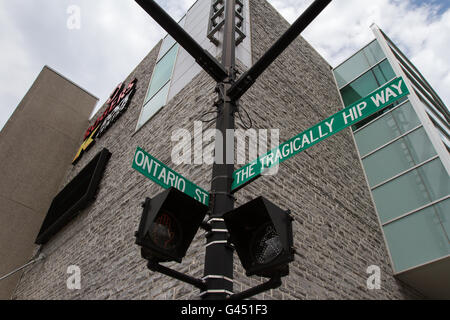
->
[158,35,177,60]
[383,201,450,272]
[138,82,170,129]
[146,44,179,103]
[340,59,395,107]
[435,200,450,239]
[355,101,421,156]
[420,159,450,200]
[334,40,386,88]
[373,159,450,224]
[341,71,379,106]
[364,40,385,66]
[362,127,437,187]
[373,59,396,84]
[334,51,370,88]
[352,96,408,131]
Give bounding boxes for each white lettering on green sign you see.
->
[132,147,210,206]
[232,77,410,191]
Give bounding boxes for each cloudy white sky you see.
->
[0,0,449,131]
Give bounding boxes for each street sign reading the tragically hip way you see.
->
[232,77,410,192]
[132,147,210,206]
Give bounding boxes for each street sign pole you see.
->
[135,0,333,300]
[203,0,237,300]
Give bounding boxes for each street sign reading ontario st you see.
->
[132,147,210,206]
[232,77,409,192]
[132,77,408,198]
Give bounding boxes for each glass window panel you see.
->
[362,128,437,187]
[352,96,408,131]
[340,71,379,107]
[340,59,397,107]
[391,101,422,133]
[363,40,386,66]
[334,51,371,88]
[372,59,396,84]
[405,128,438,164]
[334,40,386,88]
[138,81,170,129]
[157,16,185,60]
[145,44,179,103]
[372,67,386,87]
[158,35,177,61]
[383,203,450,272]
[434,199,450,239]
[420,159,450,201]
[355,101,421,156]
[373,159,450,224]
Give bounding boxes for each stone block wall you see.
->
[13,0,421,300]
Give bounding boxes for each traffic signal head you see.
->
[135,188,208,263]
[224,197,294,278]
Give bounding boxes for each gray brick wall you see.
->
[13,0,421,300]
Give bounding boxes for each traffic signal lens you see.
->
[223,197,294,277]
[251,223,283,265]
[136,189,208,264]
[149,211,181,251]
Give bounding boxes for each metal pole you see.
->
[203,0,237,300]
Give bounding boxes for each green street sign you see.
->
[132,147,210,206]
[232,77,410,192]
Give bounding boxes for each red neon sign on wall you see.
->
[72,78,138,165]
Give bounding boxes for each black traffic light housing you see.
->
[135,188,208,263]
[224,197,294,278]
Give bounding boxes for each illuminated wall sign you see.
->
[72,78,138,164]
